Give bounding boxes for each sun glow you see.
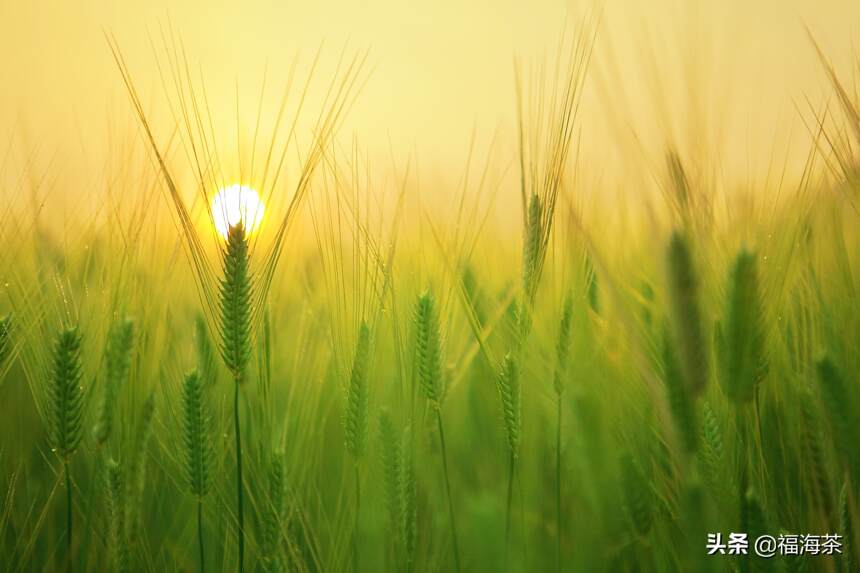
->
[211,184,265,239]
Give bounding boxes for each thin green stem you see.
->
[64,459,73,570]
[556,397,562,573]
[505,453,515,566]
[517,459,526,564]
[234,379,245,573]
[197,498,205,573]
[353,463,361,573]
[436,410,462,573]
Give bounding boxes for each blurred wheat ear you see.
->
[93,318,134,445]
[662,323,698,454]
[344,321,371,460]
[262,450,286,572]
[665,232,708,398]
[721,249,766,404]
[126,392,155,546]
[378,411,402,559]
[620,451,653,538]
[522,193,543,304]
[816,357,858,477]
[106,459,130,573]
[414,291,443,407]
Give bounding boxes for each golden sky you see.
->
[1,0,859,197]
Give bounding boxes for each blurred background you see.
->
[1,0,859,207]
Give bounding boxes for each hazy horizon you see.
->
[2,0,859,207]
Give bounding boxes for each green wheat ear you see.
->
[522,192,543,300]
[661,323,698,453]
[414,291,443,407]
[698,401,732,516]
[378,411,403,542]
[220,223,253,572]
[181,370,211,498]
[262,450,286,572]
[497,352,521,460]
[816,356,857,475]
[515,193,544,343]
[413,290,461,570]
[106,458,130,573]
[219,223,253,383]
[553,292,574,396]
[127,392,155,545]
[183,371,211,573]
[665,231,708,397]
[94,318,135,445]
[48,326,85,460]
[344,321,371,459]
[721,249,766,403]
[799,387,833,519]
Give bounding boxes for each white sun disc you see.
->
[211,184,265,239]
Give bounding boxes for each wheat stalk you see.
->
[344,320,370,572]
[218,223,253,571]
[181,369,211,573]
[127,392,156,546]
[413,291,461,572]
[47,325,85,559]
[93,318,134,445]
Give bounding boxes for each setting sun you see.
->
[211,184,265,239]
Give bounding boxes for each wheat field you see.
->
[0,4,859,573]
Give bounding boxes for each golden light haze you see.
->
[1,0,859,212]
